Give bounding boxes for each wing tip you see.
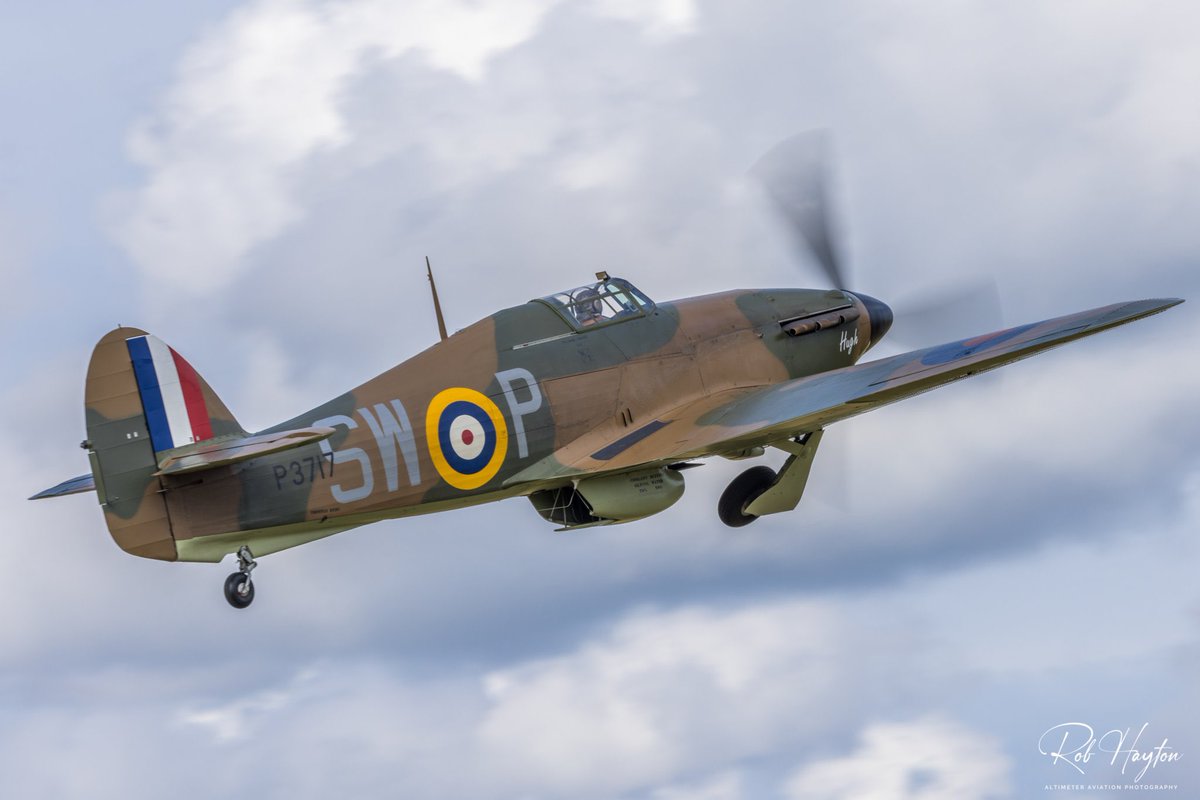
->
[1110,297,1184,322]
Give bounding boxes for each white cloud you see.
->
[783,717,1012,800]
[595,0,697,39]
[113,0,558,294]
[111,0,700,296]
[140,598,890,799]
[177,672,309,742]
[475,601,867,796]
[0,580,1050,799]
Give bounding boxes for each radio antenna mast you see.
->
[426,256,449,342]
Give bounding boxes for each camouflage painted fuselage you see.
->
[88,288,869,562]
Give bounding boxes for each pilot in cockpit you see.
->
[573,287,604,326]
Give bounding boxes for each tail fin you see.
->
[85,327,245,560]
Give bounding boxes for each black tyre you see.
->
[224,572,255,609]
[718,466,777,528]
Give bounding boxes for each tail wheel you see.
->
[718,465,778,527]
[224,572,255,609]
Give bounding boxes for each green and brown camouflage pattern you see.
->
[67,279,1180,564]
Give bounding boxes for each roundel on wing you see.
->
[426,387,508,490]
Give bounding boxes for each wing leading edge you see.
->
[510,297,1182,483]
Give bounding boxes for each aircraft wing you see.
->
[508,297,1182,484]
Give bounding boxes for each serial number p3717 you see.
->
[273,452,336,491]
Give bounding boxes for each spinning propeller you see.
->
[750,131,1005,506]
[751,131,1002,348]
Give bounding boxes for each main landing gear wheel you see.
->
[718,465,778,528]
[223,546,257,609]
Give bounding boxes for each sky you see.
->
[1,1,1198,798]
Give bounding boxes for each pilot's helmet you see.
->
[573,287,603,323]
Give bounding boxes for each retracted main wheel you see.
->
[224,572,255,609]
[718,465,778,528]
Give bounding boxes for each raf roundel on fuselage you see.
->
[426,387,509,490]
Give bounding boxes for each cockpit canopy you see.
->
[538,277,655,329]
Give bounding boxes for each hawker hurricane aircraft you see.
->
[31,135,1183,608]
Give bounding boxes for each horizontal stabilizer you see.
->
[155,427,336,476]
[29,473,96,500]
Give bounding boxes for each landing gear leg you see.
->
[223,546,257,609]
[718,430,826,527]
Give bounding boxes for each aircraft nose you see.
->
[849,292,893,347]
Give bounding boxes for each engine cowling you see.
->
[530,466,685,528]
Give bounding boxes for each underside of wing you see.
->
[509,297,1181,485]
